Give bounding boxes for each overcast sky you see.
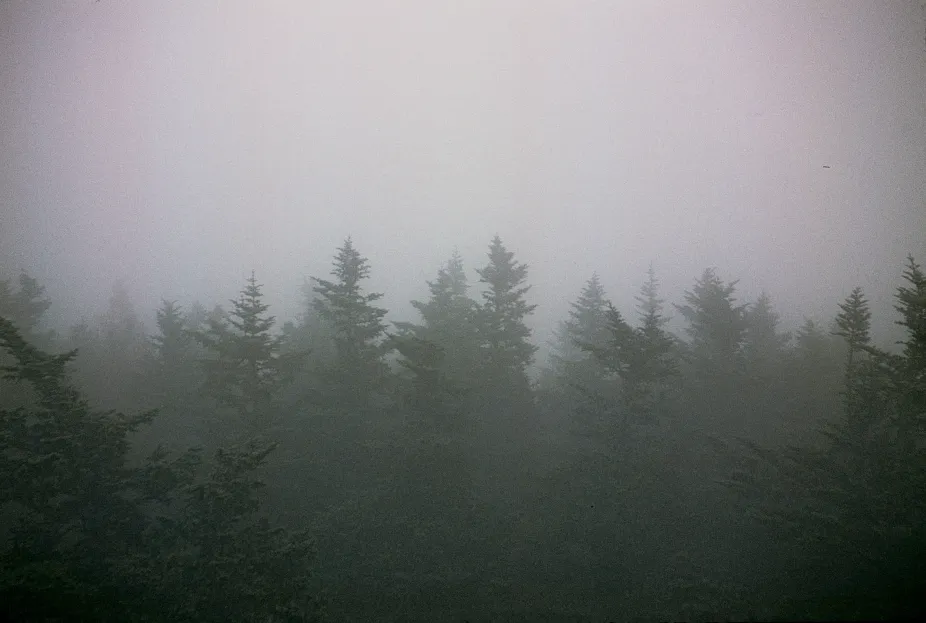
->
[2,1,925,353]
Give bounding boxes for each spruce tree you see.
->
[143,300,207,446]
[743,292,790,374]
[633,264,677,397]
[894,255,926,373]
[0,272,54,409]
[311,237,390,408]
[474,236,538,401]
[674,268,748,383]
[546,273,611,397]
[832,286,871,373]
[392,251,478,416]
[0,271,53,345]
[0,316,319,622]
[195,272,300,433]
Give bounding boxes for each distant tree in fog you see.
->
[311,237,391,408]
[675,268,748,381]
[474,236,538,402]
[194,272,303,433]
[544,273,611,399]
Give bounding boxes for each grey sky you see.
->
[2,1,925,351]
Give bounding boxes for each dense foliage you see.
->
[2,242,924,621]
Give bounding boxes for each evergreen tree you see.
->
[68,281,150,412]
[581,302,637,425]
[785,318,845,443]
[311,237,391,409]
[673,268,748,432]
[675,268,748,375]
[721,260,926,620]
[894,255,926,374]
[0,271,53,345]
[632,265,678,407]
[742,292,790,374]
[194,272,302,434]
[581,277,677,428]
[141,300,208,447]
[832,286,871,374]
[0,272,54,410]
[390,333,466,422]
[392,251,478,416]
[0,316,320,622]
[150,300,201,399]
[831,287,872,428]
[474,236,538,401]
[544,273,611,400]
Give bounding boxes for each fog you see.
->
[4,3,926,620]
[3,1,924,346]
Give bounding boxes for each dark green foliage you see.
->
[194,272,305,434]
[719,260,926,619]
[390,334,467,421]
[0,272,53,345]
[832,285,871,372]
[0,272,55,411]
[392,251,481,416]
[311,237,391,408]
[65,282,151,412]
[895,254,926,372]
[474,236,538,400]
[675,268,748,376]
[630,266,678,415]
[577,268,677,427]
[543,273,612,403]
[742,292,790,374]
[0,316,319,622]
[149,300,203,406]
[407,251,481,385]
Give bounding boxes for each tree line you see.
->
[1,236,924,620]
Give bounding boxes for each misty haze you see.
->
[1,1,925,621]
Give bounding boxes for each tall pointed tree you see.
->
[675,268,748,379]
[145,300,206,423]
[581,268,678,426]
[0,272,53,346]
[392,250,479,415]
[195,272,301,433]
[832,286,871,374]
[544,273,611,400]
[311,237,391,408]
[894,255,926,374]
[743,293,790,368]
[0,272,55,410]
[474,236,538,400]
[633,264,677,398]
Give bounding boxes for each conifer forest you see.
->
[2,2,926,621]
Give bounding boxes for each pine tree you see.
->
[392,251,478,416]
[675,268,748,384]
[0,272,55,409]
[545,273,611,399]
[832,286,871,373]
[311,237,391,408]
[195,272,301,433]
[142,300,207,446]
[786,318,844,442]
[890,255,926,442]
[474,236,538,401]
[720,260,926,620]
[0,272,53,345]
[0,316,319,622]
[894,255,926,374]
[633,264,677,400]
[743,292,790,374]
